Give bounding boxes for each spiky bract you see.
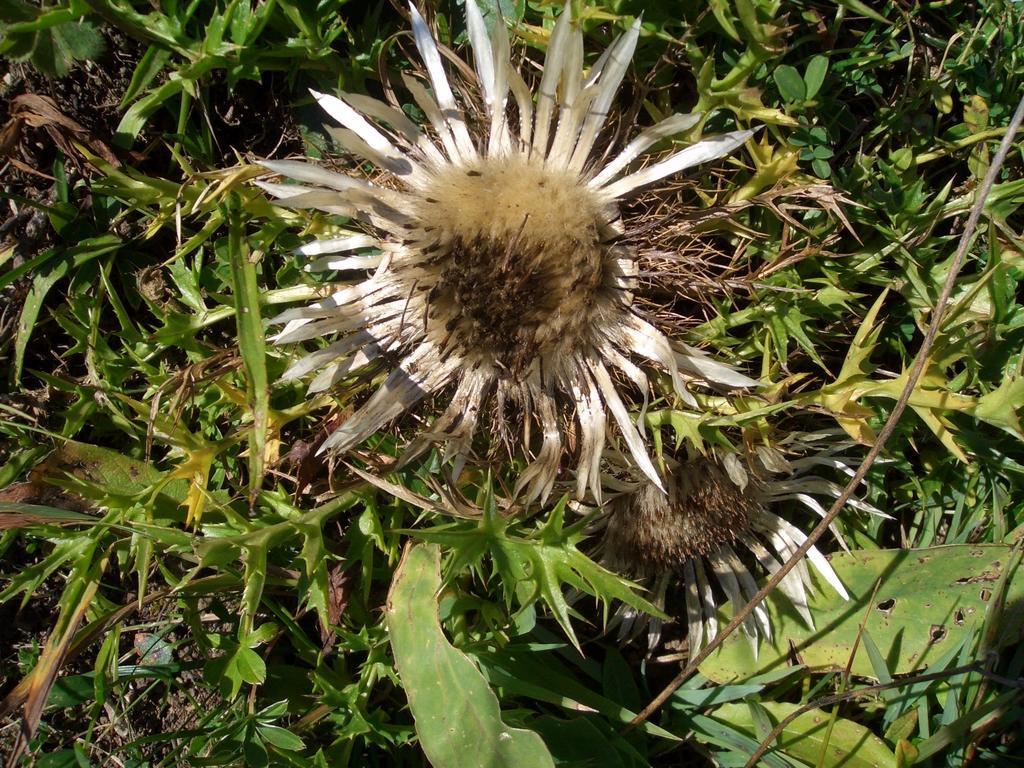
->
[596,438,881,652]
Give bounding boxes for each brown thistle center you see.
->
[416,158,612,372]
[604,460,763,573]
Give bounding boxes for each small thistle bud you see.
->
[596,438,880,652]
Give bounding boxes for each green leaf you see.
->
[767,301,827,369]
[773,65,806,102]
[804,56,829,100]
[53,20,105,63]
[120,44,172,107]
[32,440,188,502]
[256,724,306,751]
[833,0,891,24]
[115,77,185,146]
[974,377,1024,437]
[245,622,279,648]
[11,236,121,384]
[860,630,894,694]
[239,544,268,639]
[2,8,104,78]
[890,147,914,171]
[13,253,69,386]
[478,646,682,743]
[257,700,290,719]
[386,543,556,768]
[225,197,269,503]
[243,737,270,768]
[687,713,791,768]
[46,673,94,709]
[413,495,663,650]
[34,750,86,768]
[229,645,267,689]
[708,702,896,768]
[707,0,742,42]
[0,535,92,606]
[700,546,1024,683]
[913,689,1019,762]
[0,503,95,528]
[529,716,635,767]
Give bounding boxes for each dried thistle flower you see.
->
[596,437,880,652]
[258,2,756,503]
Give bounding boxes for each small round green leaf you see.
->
[804,56,829,100]
[773,65,806,102]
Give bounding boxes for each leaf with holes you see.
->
[32,440,187,502]
[700,546,1024,683]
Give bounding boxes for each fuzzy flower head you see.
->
[596,436,881,653]
[258,2,756,503]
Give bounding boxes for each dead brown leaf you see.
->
[320,563,350,655]
[3,92,120,171]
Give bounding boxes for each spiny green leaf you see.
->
[412,505,665,650]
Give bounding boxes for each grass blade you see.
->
[225,196,269,505]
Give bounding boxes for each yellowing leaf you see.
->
[168,446,217,526]
[975,377,1024,438]
[708,702,896,768]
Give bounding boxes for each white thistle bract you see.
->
[258,2,757,503]
[597,437,882,652]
